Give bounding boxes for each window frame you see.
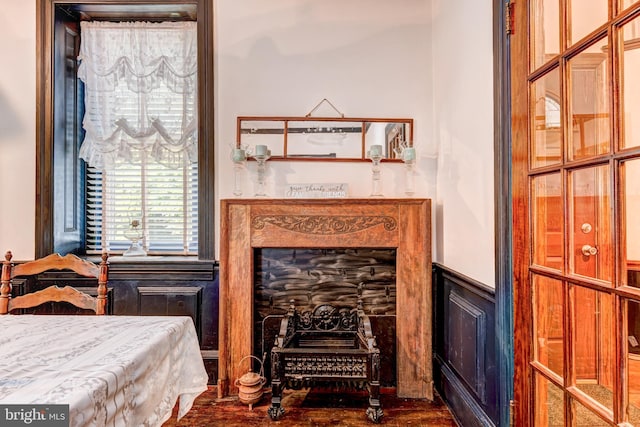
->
[35,0,215,260]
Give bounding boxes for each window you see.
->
[36,0,215,260]
[78,21,198,255]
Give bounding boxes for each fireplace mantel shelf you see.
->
[218,198,432,399]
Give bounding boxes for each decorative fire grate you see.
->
[269,301,383,423]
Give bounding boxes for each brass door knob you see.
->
[581,244,598,257]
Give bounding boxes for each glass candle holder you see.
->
[123,219,147,257]
[250,145,271,197]
[367,145,384,197]
[231,147,247,196]
[402,147,416,196]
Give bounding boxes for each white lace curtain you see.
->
[78,21,198,170]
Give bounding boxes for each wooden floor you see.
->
[163,387,457,426]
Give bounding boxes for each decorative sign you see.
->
[285,183,349,198]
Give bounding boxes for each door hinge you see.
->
[506,1,515,36]
[510,400,516,426]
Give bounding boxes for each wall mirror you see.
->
[237,116,413,161]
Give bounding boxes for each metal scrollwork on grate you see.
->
[269,300,383,423]
[297,304,357,331]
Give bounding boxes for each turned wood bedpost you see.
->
[0,251,13,314]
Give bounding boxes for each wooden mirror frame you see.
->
[236,116,413,162]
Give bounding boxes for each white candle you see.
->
[369,145,383,157]
[255,144,268,156]
[232,148,246,162]
[403,147,416,162]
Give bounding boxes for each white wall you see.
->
[432,0,495,286]
[0,0,496,288]
[214,0,437,256]
[0,0,36,261]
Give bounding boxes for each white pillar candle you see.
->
[232,148,246,162]
[403,147,416,162]
[255,144,268,156]
[369,145,383,157]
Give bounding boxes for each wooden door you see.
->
[511,0,640,424]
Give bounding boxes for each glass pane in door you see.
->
[569,0,608,46]
[533,274,564,377]
[531,0,560,70]
[623,159,640,287]
[532,69,562,168]
[621,15,640,150]
[571,398,611,425]
[573,286,614,411]
[534,372,564,426]
[532,173,563,270]
[623,0,640,9]
[568,37,610,161]
[568,165,612,282]
[628,299,640,423]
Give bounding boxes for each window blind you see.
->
[86,160,198,254]
[79,21,198,255]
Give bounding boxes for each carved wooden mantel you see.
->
[219,198,432,399]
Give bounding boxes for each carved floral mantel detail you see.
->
[251,215,397,234]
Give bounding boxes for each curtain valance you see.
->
[78,21,198,170]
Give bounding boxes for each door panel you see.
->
[628,300,640,423]
[623,159,640,422]
[572,286,614,409]
[572,285,598,380]
[567,38,610,161]
[531,69,562,169]
[568,166,612,282]
[532,174,563,270]
[531,0,560,71]
[512,1,640,425]
[571,399,610,426]
[534,372,565,426]
[568,0,608,46]
[624,159,640,289]
[533,274,564,377]
[621,15,640,150]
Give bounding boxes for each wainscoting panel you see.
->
[138,286,203,339]
[433,263,497,426]
[447,291,487,403]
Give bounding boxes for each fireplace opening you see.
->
[253,248,397,386]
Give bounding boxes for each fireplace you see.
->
[219,198,432,399]
[254,247,397,385]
